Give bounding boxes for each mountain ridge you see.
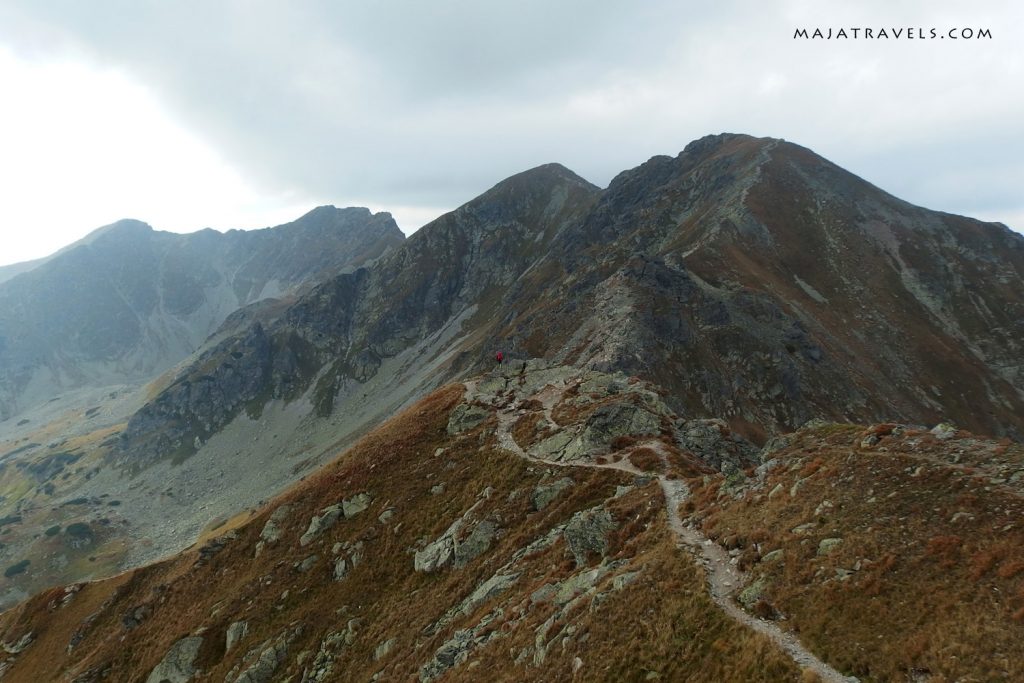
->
[0,207,404,424]
[112,133,1024,476]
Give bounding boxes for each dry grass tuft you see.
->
[628,447,664,473]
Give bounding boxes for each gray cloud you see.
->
[1,0,1021,230]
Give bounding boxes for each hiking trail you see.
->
[465,374,857,683]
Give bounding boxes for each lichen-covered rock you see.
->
[296,555,319,572]
[530,477,573,511]
[333,557,349,581]
[931,423,957,440]
[817,538,843,556]
[226,621,249,652]
[299,505,342,547]
[302,621,360,683]
[260,505,291,544]
[446,403,490,435]
[419,610,503,682]
[374,637,396,661]
[564,506,617,566]
[460,572,520,617]
[738,577,768,609]
[533,431,575,460]
[342,492,372,518]
[583,402,661,444]
[455,520,498,567]
[1,632,34,655]
[675,418,759,472]
[414,497,497,572]
[146,636,203,683]
[230,626,301,683]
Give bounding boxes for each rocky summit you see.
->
[0,134,1021,682]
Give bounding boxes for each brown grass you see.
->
[0,383,803,682]
[694,426,1024,681]
[628,447,664,474]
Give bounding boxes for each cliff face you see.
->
[0,207,404,422]
[118,135,1024,469]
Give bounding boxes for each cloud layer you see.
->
[0,0,1021,262]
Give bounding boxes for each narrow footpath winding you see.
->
[466,377,856,683]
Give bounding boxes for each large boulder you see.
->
[299,505,342,547]
[564,506,617,566]
[341,492,372,518]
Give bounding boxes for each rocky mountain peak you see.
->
[78,218,155,246]
[470,162,597,208]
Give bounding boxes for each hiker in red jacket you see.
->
[495,351,504,365]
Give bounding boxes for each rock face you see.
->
[115,134,1024,474]
[0,206,403,423]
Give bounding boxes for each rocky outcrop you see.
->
[299,504,343,547]
[225,621,249,652]
[341,493,372,518]
[414,496,500,573]
[146,636,203,683]
[298,493,372,547]
[301,619,361,683]
[446,403,490,435]
[260,505,290,544]
[674,419,759,472]
[228,626,302,683]
[419,610,505,683]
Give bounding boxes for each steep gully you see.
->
[465,376,856,683]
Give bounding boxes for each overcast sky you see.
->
[0,0,1021,267]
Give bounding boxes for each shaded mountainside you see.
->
[118,134,1024,473]
[1,364,1021,682]
[116,164,600,464]
[0,207,403,422]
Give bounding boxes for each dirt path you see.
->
[467,377,856,683]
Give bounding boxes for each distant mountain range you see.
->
[0,207,403,422]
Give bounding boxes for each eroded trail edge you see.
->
[466,374,856,683]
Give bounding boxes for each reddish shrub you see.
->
[926,536,963,568]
